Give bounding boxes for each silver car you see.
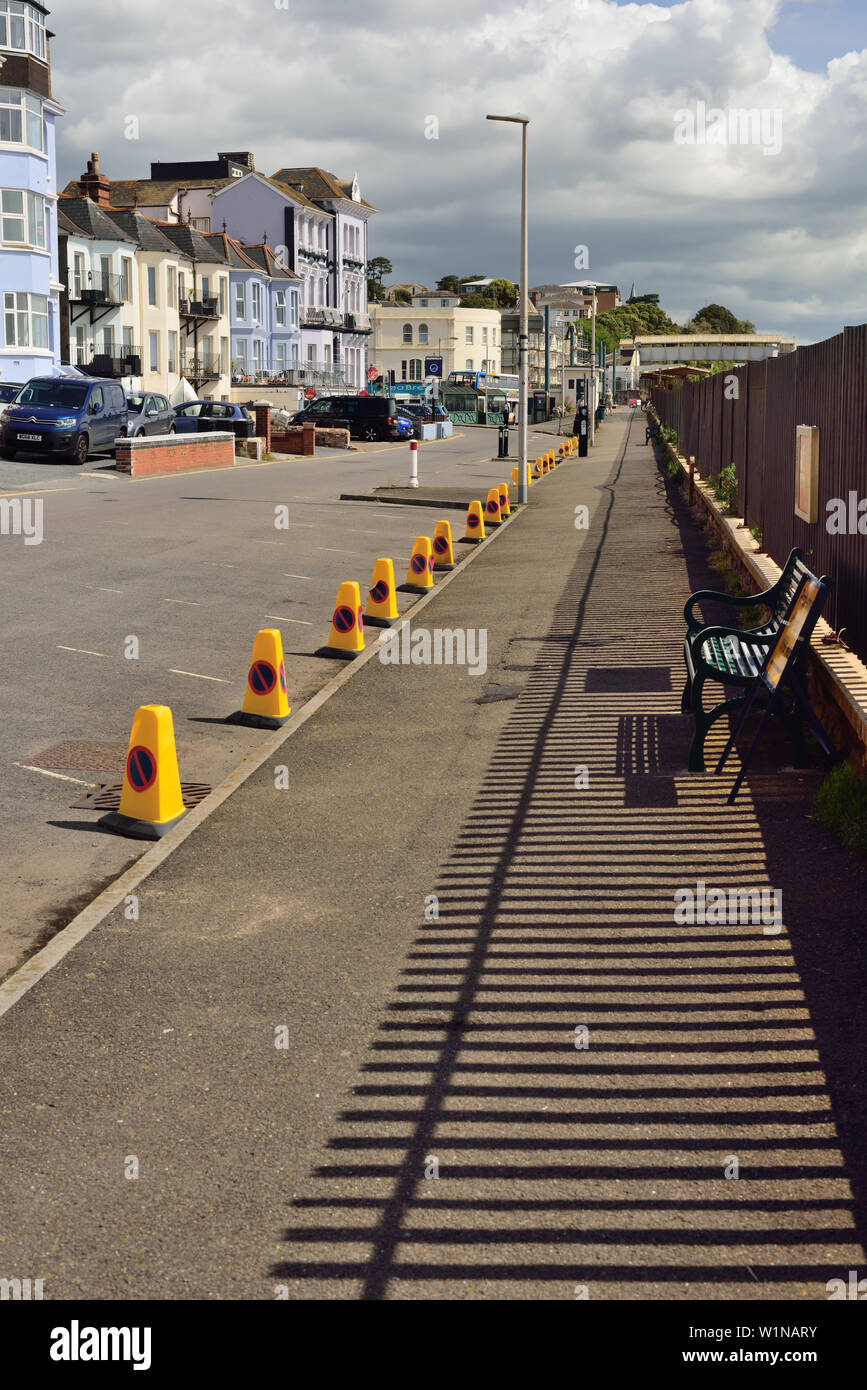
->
[126,392,176,437]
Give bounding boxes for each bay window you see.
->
[3,290,48,347]
[0,188,46,247]
[0,87,43,150]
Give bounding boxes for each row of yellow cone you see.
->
[102,437,580,839]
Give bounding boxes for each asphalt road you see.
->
[0,424,559,974]
[2,410,865,1301]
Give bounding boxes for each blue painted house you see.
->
[0,1,65,384]
[204,231,301,384]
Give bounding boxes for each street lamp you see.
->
[486,113,530,504]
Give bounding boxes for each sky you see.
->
[48,0,867,346]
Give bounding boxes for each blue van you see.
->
[0,376,128,465]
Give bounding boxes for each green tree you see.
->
[367,256,392,286]
[392,286,412,304]
[436,275,462,293]
[486,277,517,307]
[688,303,755,334]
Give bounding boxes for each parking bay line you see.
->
[283,573,313,580]
[163,598,201,606]
[265,615,313,626]
[57,645,109,658]
[168,669,232,683]
[14,763,95,786]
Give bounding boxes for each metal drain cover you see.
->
[28,740,129,774]
[71,782,212,811]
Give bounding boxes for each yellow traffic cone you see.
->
[498,483,511,517]
[510,467,518,485]
[364,558,400,627]
[316,580,365,659]
[100,704,187,840]
[484,487,502,527]
[533,458,544,478]
[398,536,435,593]
[228,627,292,728]
[459,500,486,544]
[432,520,456,571]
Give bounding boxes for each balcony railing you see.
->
[179,297,219,320]
[70,344,142,376]
[180,354,221,381]
[70,272,125,306]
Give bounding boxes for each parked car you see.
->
[291,395,413,442]
[0,382,24,404]
[0,377,127,464]
[172,400,254,439]
[400,401,450,422]
[126,392,176,437]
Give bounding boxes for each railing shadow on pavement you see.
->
[269,420,867,1298]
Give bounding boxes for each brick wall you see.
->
[114,432,236,478]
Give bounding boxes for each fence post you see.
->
[688,455,695,506]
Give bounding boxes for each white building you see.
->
[58,198,140,384]
[371,293,501,394]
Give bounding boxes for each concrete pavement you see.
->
[1,409,865,1300]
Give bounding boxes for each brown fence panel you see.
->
[731,365,749,517]
[834,325,867,653]
[744,360,766,531]
[760,350,798,564]
[720,372,734,487]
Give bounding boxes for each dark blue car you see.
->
[173,400,254,438]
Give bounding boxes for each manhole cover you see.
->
[28,740,129,774]
[71,782,212,811]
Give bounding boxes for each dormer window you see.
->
[0,2,47,61]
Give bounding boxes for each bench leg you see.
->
[687,674,711,772]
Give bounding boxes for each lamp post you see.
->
[590,287,597,446]
[486,113,530,504]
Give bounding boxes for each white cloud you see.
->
[48,0,867,342]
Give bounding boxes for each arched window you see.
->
[402,323,413,344]
[418,322,429,344]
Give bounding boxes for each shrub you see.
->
[813,763,867,856]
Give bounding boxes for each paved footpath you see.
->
[1,411,866,1300]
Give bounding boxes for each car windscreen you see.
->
[15,382,89,409]
[126,396,146,412]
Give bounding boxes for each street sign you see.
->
[425,358,443,377]
[304,387,316,400]
[390,383,427,396]
[367,365,378,381]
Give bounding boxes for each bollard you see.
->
[408,438,419,488]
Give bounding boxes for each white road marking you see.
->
[57,645,109,658]
[206,562,239,568]
[265,615,313,626]
[163,598,201,606]
[283,572,313,580]
[317,546,369,556]
[168,668,231,683]
[83,585,123,594]
[14,763,95,786]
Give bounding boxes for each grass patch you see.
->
[708,462,738,514]
[707,535,766,630]
[812,762,867,856]
[665,456,683,486]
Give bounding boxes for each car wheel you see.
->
[361,424,379,442]
[72,433,89,465]
[0,446,15,460]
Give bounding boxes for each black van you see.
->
[291,395,413,443]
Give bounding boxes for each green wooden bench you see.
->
[682,551,826,772]
[682,547,808,713]
[645,417,662,445]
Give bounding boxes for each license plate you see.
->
[19,433,41,442]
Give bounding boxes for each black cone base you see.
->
[99,808,187,840]
[226,710,291,729]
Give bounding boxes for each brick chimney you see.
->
[80,151,112,207]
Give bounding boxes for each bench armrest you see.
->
[684,589,770,628]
